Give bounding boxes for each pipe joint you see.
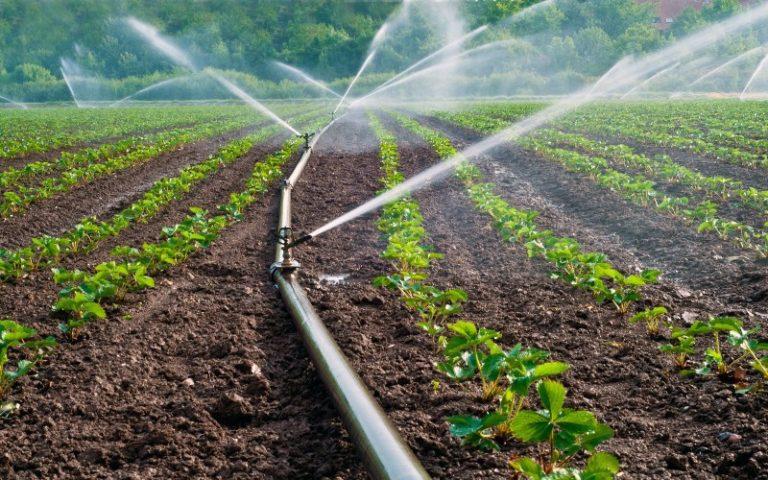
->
[270,227,301,282]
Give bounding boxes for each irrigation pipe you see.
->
[270,117,431,480]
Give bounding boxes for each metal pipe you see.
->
[275,270,431,480]
[270,114,431,480]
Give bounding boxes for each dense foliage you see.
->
[0,0,756,102]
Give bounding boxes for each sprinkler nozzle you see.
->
[285,234,313,250]
[275,227,301,268]
[298,132,315,149]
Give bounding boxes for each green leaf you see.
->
[538,380,566,420]
[5,359,33,380]
[510,457,544,480]
[83,302,106,319]
[581,423,614,451]
[582,452,621,479]
[511,410,552,442]
[557,410,597,435]
[448,320,477,338]
[533,361,570,378]
[708,316,742,332]
[446,414,482,437]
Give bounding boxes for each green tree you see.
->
[671,7,707,37]
[11,63,55,83]
[617,23,664,55]
[573,26,615,76]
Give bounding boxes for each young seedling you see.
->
[659,328,696,369]
[446,411,507,451]
[509,380,619,479]
[437,320,502,400]
[0,320,56,398]
[683,316,768,382]
[594,266,661,314]
[629,306,669,336]
[491,346,569,437]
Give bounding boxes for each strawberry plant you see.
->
[0,320,56,398]
[659,330,696,369]
[677,316,768,382]
[629,306,669,335]
[509,380,618,479]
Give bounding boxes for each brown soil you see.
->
[1,110,767,480]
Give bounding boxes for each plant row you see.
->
[431,108,768,393]
[0,118,253,217]
[538,129,768,214]
[0,320,56,404]
[392,112,661,315]
[435,110,768,258]
[0,112,323,281]
[0,110,253,191]
[367,112,620,480]
[525,139,768,258]
[52,117,325,336]
[0,105,286,159]
[456,100,768,159]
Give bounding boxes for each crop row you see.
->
[0,118,254,217]
[0,116,238,192]
[423,109,768,393]
[52,116,326,335]
[436,110,768,258]
[538,130,768,214]
[459,100,768,150]
[526,141,768,257]
[367,112,620,479]
[474,102,768,169]
[0,111,323,281]
[392,112,660,314]
[0,105,257,159]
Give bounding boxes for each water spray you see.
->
[306,0,768,241]
[273,61,342,98]
[740,49,768,100]
[60,63,82,108]
[365,25,488,98]
[620,62,680,99]
[207,71,301,136]
[0,94,28,109]
[124,17,196,71]
[333,50,377,115]
[109,74,193,107]
[689,46,765,88]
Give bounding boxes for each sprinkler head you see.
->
[298,131,315,150]
[276,227,301,269]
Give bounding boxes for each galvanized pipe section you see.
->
[275,270,431,480]
[271,115,431,480]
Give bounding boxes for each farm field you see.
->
[5,1,768,479]
[1,100,767,479]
